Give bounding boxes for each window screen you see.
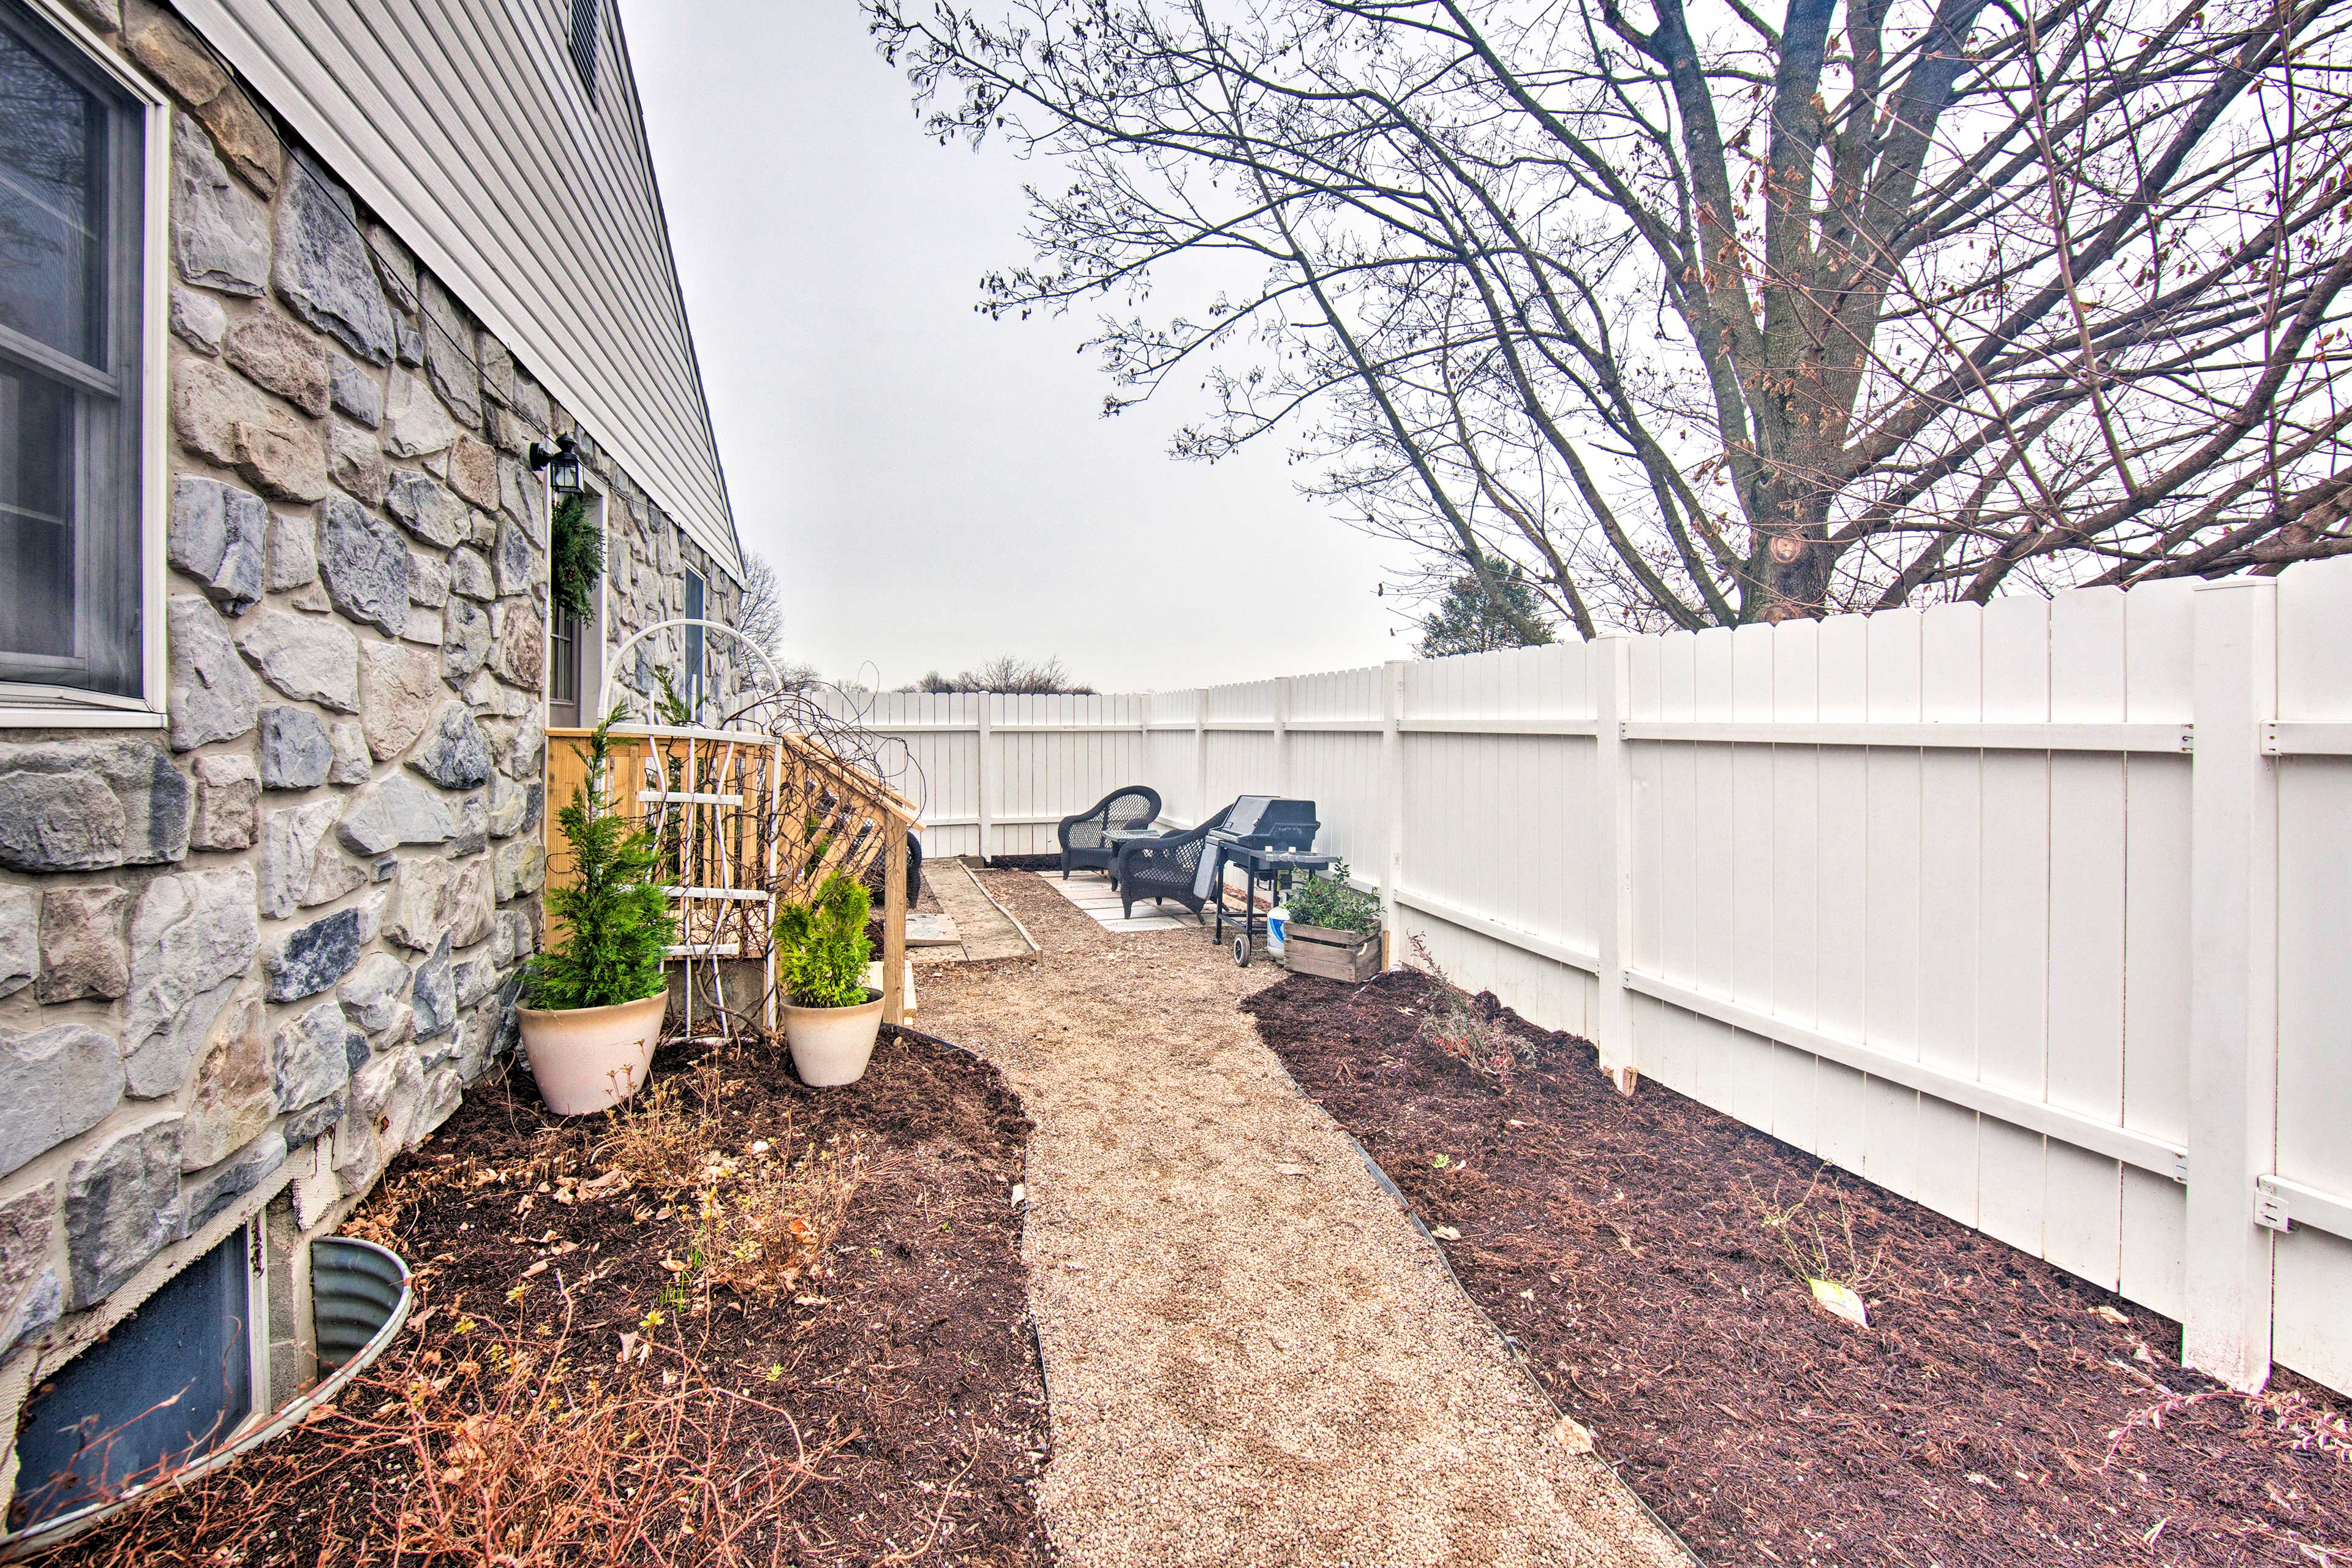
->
[0,1,148,702]
[683,571,704,718]
[567,0,599,98]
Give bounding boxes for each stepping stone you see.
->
[907,913,960,948]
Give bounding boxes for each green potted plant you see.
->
[516,706,677,1114]
[773,873,883,1086]
[1280,859,1385,981]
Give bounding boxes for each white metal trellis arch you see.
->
[591,617,786,1042]
[597,617,783,721]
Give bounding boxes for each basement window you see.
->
[0,0,167,723]
[10,1226,260,1529]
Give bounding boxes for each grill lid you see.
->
[1212,796,1319,850]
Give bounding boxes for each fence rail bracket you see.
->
[2255,1174,2352,1241]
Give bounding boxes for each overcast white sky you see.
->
[620,1,1406,694]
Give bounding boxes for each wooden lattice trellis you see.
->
[544,723,919,1034]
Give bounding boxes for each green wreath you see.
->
[549,492,604,619]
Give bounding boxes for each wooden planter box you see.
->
[1285,921,1382,981]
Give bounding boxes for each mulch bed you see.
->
[39,1029,1051,1567]
[1244,969,2352,1568]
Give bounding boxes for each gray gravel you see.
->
[918,871,1691,1568]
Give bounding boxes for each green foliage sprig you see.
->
[1283,859,1382,935]
[774,874,874,1009]
[550,492,604,620]
[526,704,676,1011]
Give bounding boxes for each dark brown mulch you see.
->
[979,856,1063,873]
[40,1028,1051,1567]
[1243,969,2352,1568]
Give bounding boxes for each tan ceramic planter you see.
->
[515,992,667,1115]
[781,989,884,1087]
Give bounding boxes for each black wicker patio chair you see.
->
[1057,785,1164,878]
[1109,802,1235,919]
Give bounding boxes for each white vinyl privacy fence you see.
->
[824,562,2352,1399]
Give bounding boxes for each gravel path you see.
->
[916,870,1691,1568]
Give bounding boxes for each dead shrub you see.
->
[596,1057,873,1316]
[2103,1384,2352,1471]
[1750,1175,1884,1298]
[599,1058,730,1191]
[379,1325,818,1563]
[1406,935,1534,1090]
[43,1318,827,1567]
[699,1133,870,1299]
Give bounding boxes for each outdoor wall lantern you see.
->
[530,434,584,494]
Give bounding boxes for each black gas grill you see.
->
[1206,797,1331,965]
[1210,796,1321,854]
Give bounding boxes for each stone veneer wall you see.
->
[0,0,743,1489]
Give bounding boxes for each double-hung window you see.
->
[0,0,164,719]
[682,569,704,718]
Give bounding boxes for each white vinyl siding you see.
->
[172,0,739,580]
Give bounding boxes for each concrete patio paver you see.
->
[916,869,1691,1568]
[1038,866,1193,931]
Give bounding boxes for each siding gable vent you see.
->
[568,0,600,99]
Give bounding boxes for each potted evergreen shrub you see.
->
[1280,860,1385,981]
[516,707,677,1115]
[774,873,884,1087]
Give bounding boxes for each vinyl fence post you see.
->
[1193,688,1208,827]
[1593,638,1637,1093]
[1274,676,1294,795]
[974,696,995,864]
[2183,578,2280,1391]
[1382,660,1406,965]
